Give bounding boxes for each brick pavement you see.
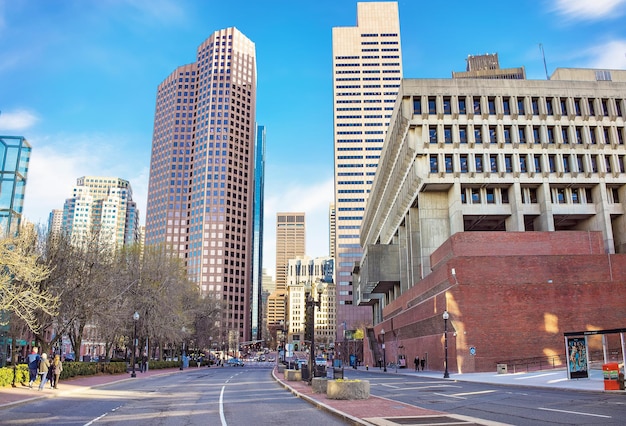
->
[272,368,451,425]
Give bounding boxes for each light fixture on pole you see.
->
[180,326,186,370]
[131,311,139,378]
[305,280,324,384]
[381,328,386,372]
[443,310,450,379]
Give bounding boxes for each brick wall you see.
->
[369,231,626,373]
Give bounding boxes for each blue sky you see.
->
[1,0,625,276]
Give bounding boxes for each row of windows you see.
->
[428,123,625,146]
[415,95,625,119]
[459,185,621,205]
[430,152,626,175]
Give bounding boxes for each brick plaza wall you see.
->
[371,231,626,373]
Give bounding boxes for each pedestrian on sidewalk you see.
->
[420,357,425,371]
[49,354,63,389]
[27,347,40,388]
[37,353,50,391]
[414,355,420,371]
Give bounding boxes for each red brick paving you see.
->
[272,369,443,424]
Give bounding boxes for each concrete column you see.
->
[407,207,422,283]
[417,192,452,274]
[535,182,555,231]
[506,182,526,231]
[587,183,615,254]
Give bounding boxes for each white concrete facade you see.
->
[357,68,626,318]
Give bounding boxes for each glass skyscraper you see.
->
[0,135,31,237]
[251,124,265,341]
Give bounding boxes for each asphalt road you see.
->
[1,366,349,426]
[347,369,626,425]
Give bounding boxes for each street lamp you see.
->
[443,310,450,379]
[305,281,324,384]
[180,326,186,370]
[131,311,139,378]
[381,328,387,372]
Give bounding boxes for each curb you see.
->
[271,368,370,426]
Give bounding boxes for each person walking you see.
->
[49,354,63,389]
[420,357,426,371]
[414,355,420,371]
[27,347,41,388]
[37,353,50,391]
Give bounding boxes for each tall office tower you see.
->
[332,2,402,337]
[145,27,257,341]
[275,212,306,289]
[61,176,140,248]
[328,203,336,259]
[0,135,30,237]
[266,212,305,334]
[47,209,63,237]
[251,125,266,341]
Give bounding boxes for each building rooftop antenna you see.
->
[539,43,549,80]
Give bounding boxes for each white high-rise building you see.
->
[61,176,140,248]
[332,1,403,338]
[285,256,336,351]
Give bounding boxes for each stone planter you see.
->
[312,377,328,394]
[326,379,370,400]
[277,364,286,373]
[284,369,301,381]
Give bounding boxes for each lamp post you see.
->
[305,281,324,384]
[180,327,186,370]
[131,311,139,378]
[381,328,387,372]
[443,310,450,379]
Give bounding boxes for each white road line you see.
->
[452,390,498,397]
[219,385,227,426]
[433,392,466,399]
[538,407,612,419]
[83,405,122,425]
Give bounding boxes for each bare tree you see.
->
[0,224,58,333]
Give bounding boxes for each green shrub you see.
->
[0,364,29,387]
[1,359,183,387]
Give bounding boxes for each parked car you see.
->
[315,357,326,366]
[227,358,244,367]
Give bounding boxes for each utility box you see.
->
[602,363,621,391]
[497,364,508,374]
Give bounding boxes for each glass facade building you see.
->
[0,135,31,237]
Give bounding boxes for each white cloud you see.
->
[552,0,626,20]
[584,40,626,69]
[0,109,38,131]
[262,177,334,280]
[22,134,149,228]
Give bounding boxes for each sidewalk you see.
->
[0,367,181,409]
[352,364,610,392]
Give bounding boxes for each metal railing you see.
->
[495,355,563,373]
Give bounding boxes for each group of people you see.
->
[413,355,426,371]
[27,347,63,391]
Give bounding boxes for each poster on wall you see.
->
[565,336,589,379]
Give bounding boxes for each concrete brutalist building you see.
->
[355,60,626,373]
